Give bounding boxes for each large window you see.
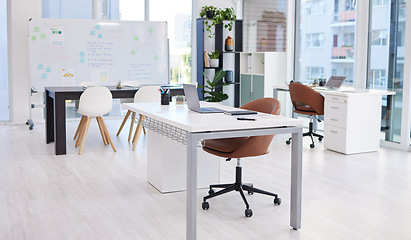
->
[367,0,406,143]
[150,0,192,84]
[0,0,9,121]
[42,0,93,19]
[295,0,357,85]
[119,0,144,20]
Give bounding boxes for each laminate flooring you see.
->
[0,119,410,240]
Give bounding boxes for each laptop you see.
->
[183,84,225,113]
[324,76,346,89]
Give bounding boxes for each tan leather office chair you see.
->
[286,82,324,148]
[201,98,281,217]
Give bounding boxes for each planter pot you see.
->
[206,10,215,19]
[209,59,219,68]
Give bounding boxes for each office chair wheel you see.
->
[245,208,253,217]
[318,137,323,141]
[286,140,291,145]
[248,191,254,195]
[310,143,315,148]
[208,189,215,195]
[274,197,282,206]
[202,201,209,210]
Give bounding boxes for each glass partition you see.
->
[0,0,9,121]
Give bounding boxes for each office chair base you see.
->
[202,164,281,217]
[286,120,323,148]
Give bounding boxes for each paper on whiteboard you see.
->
[50,27,64,46]
[62,68,75,86]
[91,69,109,83]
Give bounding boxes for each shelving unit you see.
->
[196,18,243,107]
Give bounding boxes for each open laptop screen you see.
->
[325,76,346,88]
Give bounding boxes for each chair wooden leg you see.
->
[74,115,86,140]
[132,115,146,151]
[142,126,146,135]
[98,117,116,152]
[128,112,136,142]
[78,117,91,155]
[116,110,131,136]
[75,117,87,147]
[96,117,108,145]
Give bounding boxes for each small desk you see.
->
[122,102,304,240]
[45,86,138,155]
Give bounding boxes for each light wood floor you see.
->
[1,119,411,240]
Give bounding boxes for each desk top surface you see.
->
[123,102,302,133]
[273,85,396,96]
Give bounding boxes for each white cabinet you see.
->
[147,129,221,193]
[239,52,286,105]
[323,92,382,154]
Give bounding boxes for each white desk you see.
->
[273,86,395,154]
[123,102,303,239]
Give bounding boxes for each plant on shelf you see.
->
[199,69,229,102]
[200,6,237,38]
[208,50,220,67]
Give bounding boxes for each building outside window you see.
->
[296,0,357,86]
[371,29,388,46]
[306,67,325,82]
[307,0,326,15]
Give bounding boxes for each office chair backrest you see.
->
[134,85,161,103]
[77,86,113,117]
[203,98,281,159]
[289,82,324,115]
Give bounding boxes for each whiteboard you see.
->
[28,19,169,90]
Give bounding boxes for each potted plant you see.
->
[208,50,220,67]
[200,6,236,38]
[199,69,229,102]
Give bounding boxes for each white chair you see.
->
[74,86,116,155]
[116,85,161,150]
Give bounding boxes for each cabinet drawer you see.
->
[324,125,347,153]
[325,101,347,115]
[324,113,347,128]
[326,95,347,104]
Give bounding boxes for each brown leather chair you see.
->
[201,98,282,217]
[286,82,324,148]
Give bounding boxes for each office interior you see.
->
[1,0,411,239]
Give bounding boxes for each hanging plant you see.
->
[200,6,236,38]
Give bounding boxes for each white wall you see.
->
[8,0,41,124]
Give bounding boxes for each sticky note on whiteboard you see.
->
[95,25,101,30]
[42,73,47,79]
[98,34,102,38]
[37,64,43,70]
[90,30,96,36]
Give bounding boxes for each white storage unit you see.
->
[323,91,383,154]
[147,129,221,193]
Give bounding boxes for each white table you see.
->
[123,102,304,239]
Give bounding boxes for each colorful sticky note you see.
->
[34,27,40,32]
[134,36,138,41]
[95,25,101,30]
[40,33,46,39]
[31,35,37,40]
[90,30,96,36]
[131,50,136,55]
[153,55,159,60]
[148,28,153,33]
[42,73,47,79]
[98,34,102,38]
[80,58,85,63]
[80,52,85,57]
[46,67,51,73]
[37,64,43,70]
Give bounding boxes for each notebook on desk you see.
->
[183,84,225,113]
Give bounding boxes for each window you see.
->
[306,33,325,47]
[42,0,93,19]
[296,0,357,85]
[119,0,144,20]
[371,30,388,46]
[373,0,390,6]
[306,67,325,82]
[150,0,192,84]
[371,69,387,87]
[0,0,9,121]
[307,0,326,15]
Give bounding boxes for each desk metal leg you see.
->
[54,94,67,155]
[45,91,54,143]
[186,133,197,239]
[290,128,303,230]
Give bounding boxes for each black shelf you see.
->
[196,18,243,107]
